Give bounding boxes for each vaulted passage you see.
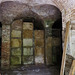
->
[1,2,62,75]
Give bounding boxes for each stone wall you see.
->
[0,0,75,75]
[1,25,10,69]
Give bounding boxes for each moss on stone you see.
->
[11,56,21,65]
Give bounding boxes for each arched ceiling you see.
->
[0,1,61,24]
[0,0,75,10]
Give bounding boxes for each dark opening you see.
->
[23,18,44,30]
[52,18,62,69]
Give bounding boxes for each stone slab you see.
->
[11,48,21,55]
[35,39,44,47]
[11,19,22,30]
[34,30,44,39]
[23,30,33,38]
[23,39,33,46]
[11,39,21,47]
[11,30,21,38]
[23,22,33,30]
[11,56,21,65]
[23,48,33,55]
[23,56,33,64]
[35,47,44,56]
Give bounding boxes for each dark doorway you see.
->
[52,18,62,68]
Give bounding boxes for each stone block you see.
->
[34,30,44,39]
[35,47,44,56]
[23,48,33,55]
[35,39,44,47]
[11,39,21,47]
[23,56,33,64]
[11,48,21,55]
[11,56,21,65]
[23,22,33,30]
[11,19,22,30]
[35,55,44,64]
[23,30,33,38]
[11,30,21,38]
[23,39,33,46]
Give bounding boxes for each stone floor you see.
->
[1,65,60,75]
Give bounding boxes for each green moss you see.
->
[11,56,21,65]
